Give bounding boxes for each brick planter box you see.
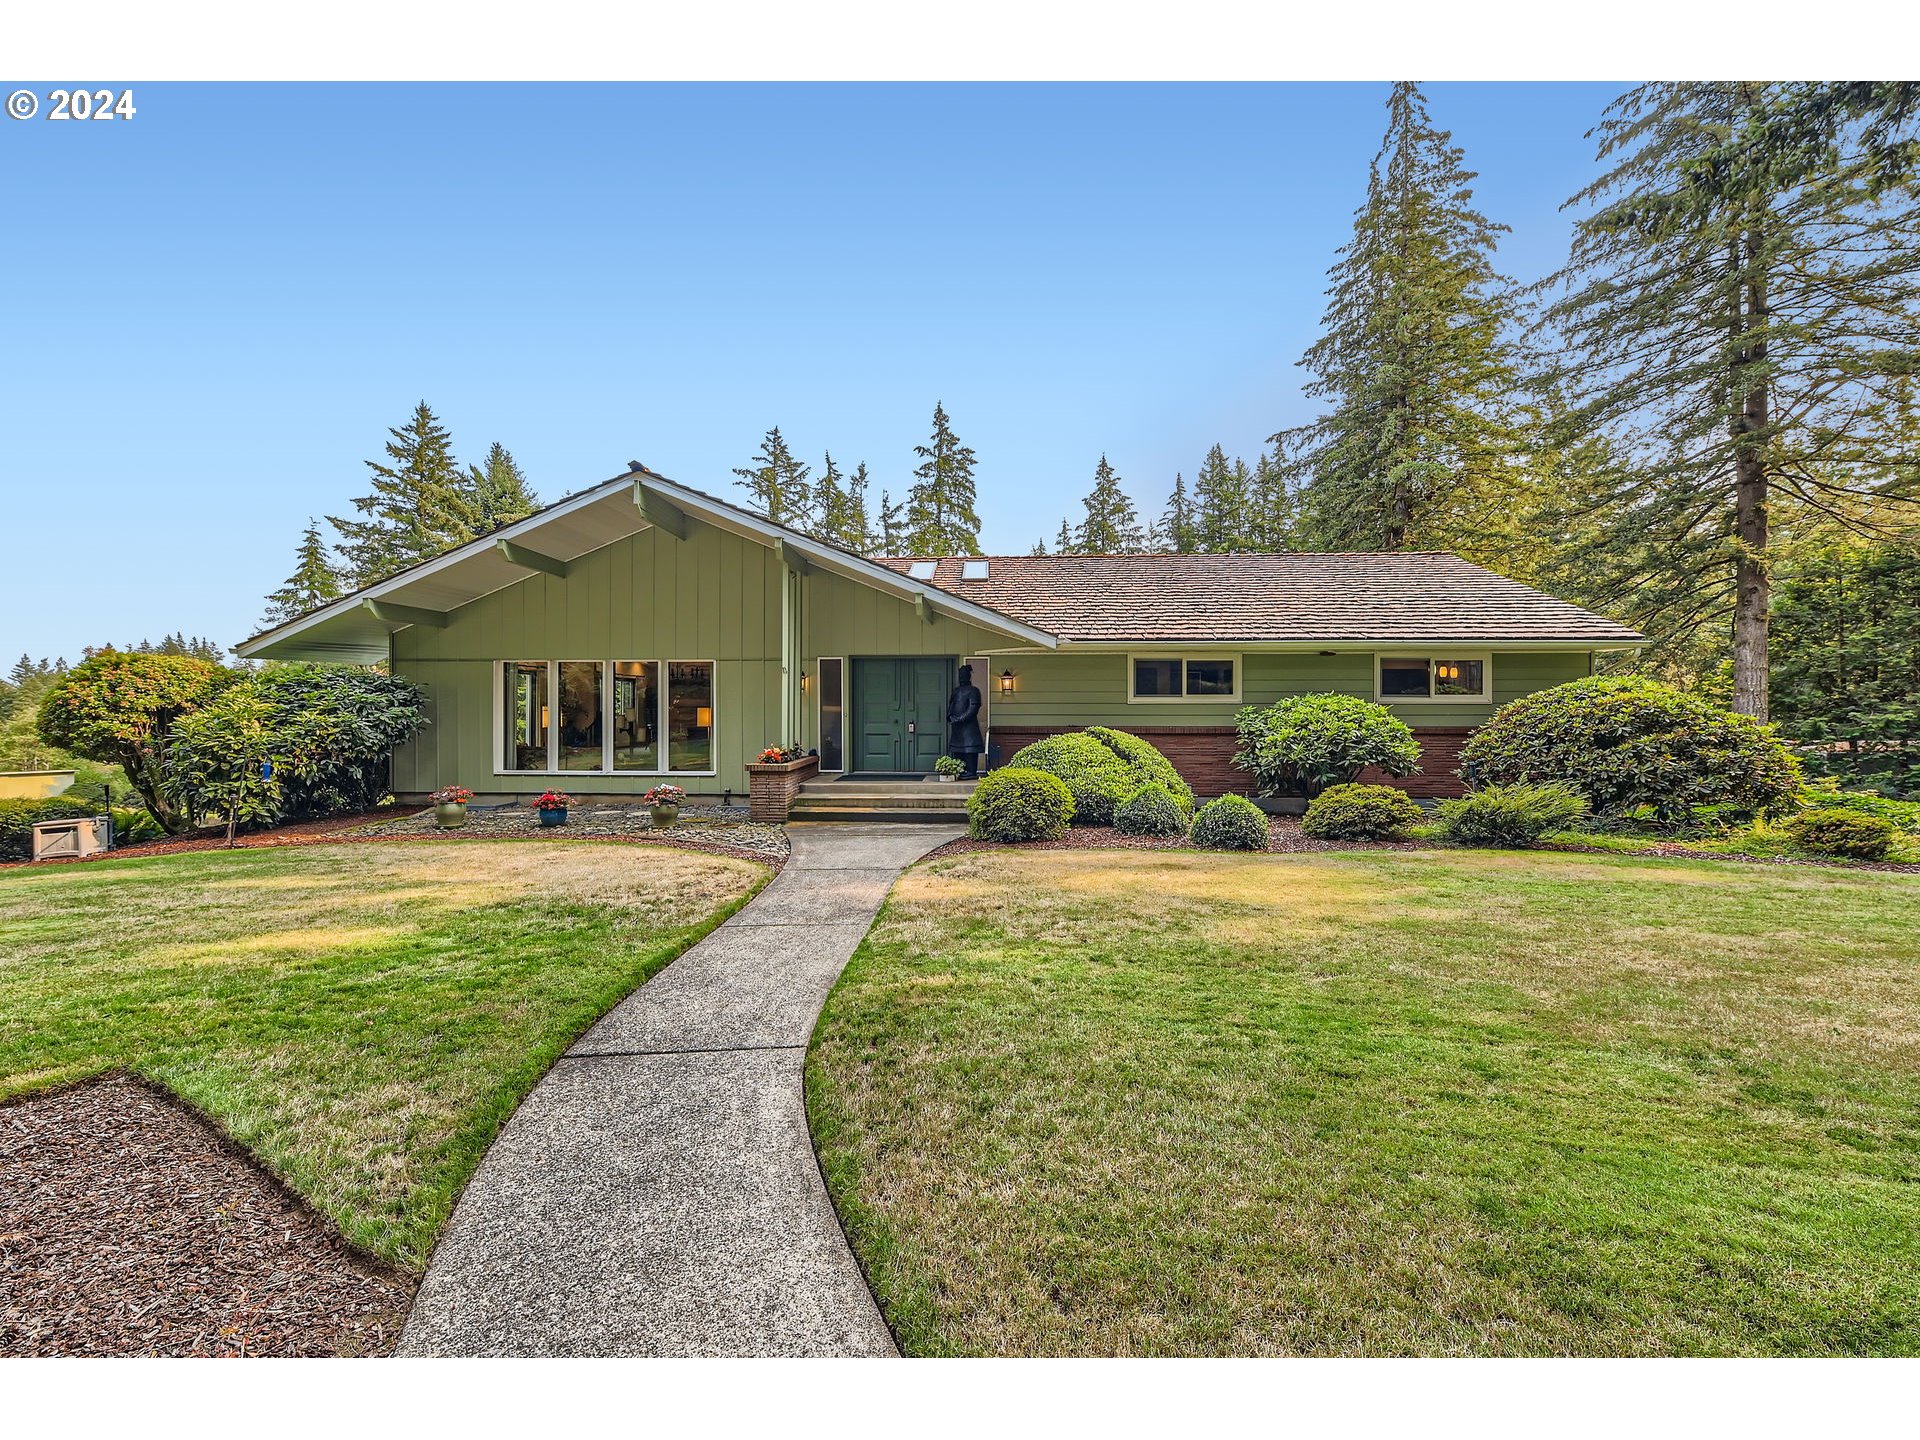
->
[746,754,819,822]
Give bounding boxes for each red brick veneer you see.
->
[746,754,820,821]
[988,724,1472,799]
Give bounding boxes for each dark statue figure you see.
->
[946,664,985,778]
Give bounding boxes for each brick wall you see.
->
[746,755,819,821]
[988,724,1472,799]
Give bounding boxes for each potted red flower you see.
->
[431,785,473,829]
[535,789,572,827]
[643,783,686,828]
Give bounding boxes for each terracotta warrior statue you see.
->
[946,664,985,779]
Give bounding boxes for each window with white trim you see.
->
[1127,653,1241,703]
[498,660,716,774]
[1375,654,1491,702]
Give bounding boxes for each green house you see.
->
[239,465,1644,801]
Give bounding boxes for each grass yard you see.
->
[808,848,1920,1356]
[0,841,766,1271]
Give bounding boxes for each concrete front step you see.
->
[787,806,967,825]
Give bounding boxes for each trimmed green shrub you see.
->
[967,767,1075,842]
[1785,807,1897,860]
[1189,793,1269,851]
[0,795,100,861]
[1301,782,1425,841]
[1796,785,1920,835]
[1009,728,1190,825]
[1232,694,1421,800]
[1114,783,1188,838]
[1437,783,1588,848]
[1460,677,1800,826]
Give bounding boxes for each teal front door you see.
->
[852,658,953,773]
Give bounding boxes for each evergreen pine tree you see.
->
[1073,455,1146,553]
[261,518,346,627]
[1055,518,1075,554]
[1193,445,1252,551]
[904,402,982,555]
[329,401,481,585]
[1030,536,1049,556]
[467,442,540,530]
[812,452,849,545]
[877,490,906,553]
[1276,82,1522,553]
[731,426,815,531]
[1155,473,1197,552]
[1542,81,1920,718]
[1246,449,1297,551]
[844,462,876,553]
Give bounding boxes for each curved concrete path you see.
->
[397,822,961,1357]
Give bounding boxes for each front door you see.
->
[852,657,953,772]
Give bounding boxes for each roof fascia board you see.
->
[1042,637,1644,653]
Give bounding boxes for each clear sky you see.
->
[0,81,1624,662]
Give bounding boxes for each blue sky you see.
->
[0,82,1623,662]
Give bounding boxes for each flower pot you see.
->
[649,803,680,828]
[433,801,469,830]
[539,808,568,827]
[936,774,957,783]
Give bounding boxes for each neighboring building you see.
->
[239,465,1644,800]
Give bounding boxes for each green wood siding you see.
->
[989,649,1593,730]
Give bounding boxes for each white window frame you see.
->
[815,656,846,773]
[1373,652,1493,705]
[1125,652,1243,704]
[493,659,719,777]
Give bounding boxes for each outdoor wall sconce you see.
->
[800,670,810,692]
[1000,668,1016,695]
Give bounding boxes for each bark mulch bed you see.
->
[927,816,1423,861]
[0,1073,412,1357]
[0,809,425,870]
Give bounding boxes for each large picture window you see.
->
[497,660,715,775]
[1375,654,1491,703]
[1127,654,1241,703]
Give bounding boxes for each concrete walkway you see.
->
[397,822,961,1357]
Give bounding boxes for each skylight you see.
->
[961,559,989,581]
[907,560,938,580]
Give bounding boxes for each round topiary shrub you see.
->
[1300,782,1425,841]
[1009,728,1190,825]
[1785,807,1897,860]
[1232,694,1421,800]
[966,766,1075,842]
[1114,782,1188,838]
[1436,782,1588,848]
[1459,677,1800,826]
[1189,793,1269,851]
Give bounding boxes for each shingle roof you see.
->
[875,552,1643,645]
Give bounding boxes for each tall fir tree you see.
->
[467,442,540,530]
[1055,518,1075,554]
[1155,473,1198,552]
[844,461,876,553]
[1246,448,1298,551]
[329,401,480,585]
[1277,81,1522,553]
[904,402,982,555]
[732,426,815,531]
[1074,455,1146,553]
[813,452,877,552]
[261,518,346,627]
[877,490,906,553]
[1029,536,1049,556]
[1193,445,1253,551]
[1541,82,1920,718]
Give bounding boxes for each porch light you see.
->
[999,668,1016,695]
[800,670,809,692]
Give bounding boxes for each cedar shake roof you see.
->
[875,552,1644,645]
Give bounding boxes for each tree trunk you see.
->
[1731,235,1771,721]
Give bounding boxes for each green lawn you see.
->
[808,847,1920,1355]
[0,841,766,1271]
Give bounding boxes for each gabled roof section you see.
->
[875,552,1645,646]
[237,468,1060,661]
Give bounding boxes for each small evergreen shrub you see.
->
[1189,793,1269,851]
[1460,677,1800,825]
[1436,783,1588,848]
[1796,785,1920,835]
[1009,728,1189,824]
[1114,783,1188,838]
[0,795,100,861]
[1301,782,1424,841]
[1785,807,1897,860]
[967,767,1075,842]
[1232,694,1421,800]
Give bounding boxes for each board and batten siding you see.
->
[392,522,785,798]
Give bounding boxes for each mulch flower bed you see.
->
[0,1073,412,1357]
[928,816,1422,860]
